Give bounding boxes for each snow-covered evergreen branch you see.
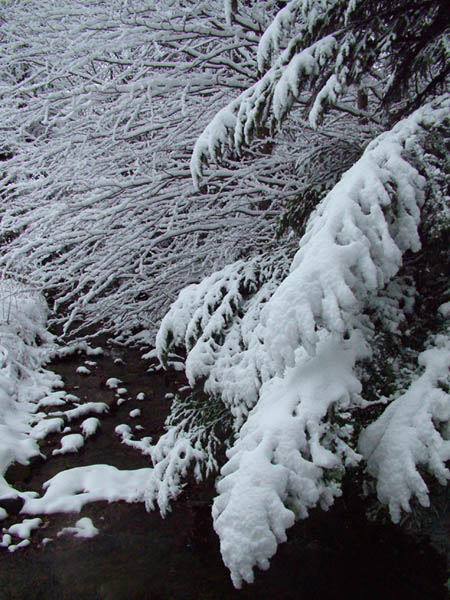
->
[359,328,450,523]
[158,96,449,586]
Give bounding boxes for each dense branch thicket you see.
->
[0,0,300,340]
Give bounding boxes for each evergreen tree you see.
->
[155,0,450,587]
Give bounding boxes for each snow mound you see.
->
[52,434,85,455]
[76,366,91,375]
[106,378,122,389]
[53,402,109,421]
[6,517,42,539]
[81,417,100,438]
[30,418,65,440]
[22,465,153,514]
[57,517,98,539]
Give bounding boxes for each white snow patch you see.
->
[57,517,99,539]
[52,434,85,455]
[56,342,103,358]
[8,538,30,552]
[65,394,80,402]
[37,391,68,408]
[439,302,450,318]
[76,366,91,375]
[7,517,42,539]
[115,424,152,455]
[106,378,122,389]
[81,417,100,438]
[30,418,64,440]
[22,465,153,514]
[53,402,108,421]
[41,537,53,545]
[129,409,141,418]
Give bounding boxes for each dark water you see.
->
[0,342,447,599]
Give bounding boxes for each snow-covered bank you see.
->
[0,280,62,501]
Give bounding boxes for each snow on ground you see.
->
[6,517,42,539]
[106,378,122,389]
[57,517,99,538]
[52,434,85,455]
[7,538,30,552]
[30,418,65,440]
[55,342,104,358]
[0,517,43,552]
[81,417,100,438]
[76,366,91,375]
[51,402,109,421]
[0,281,161,555]
[22,465,153,514]
[37,391,69,408]
[115,424,152,455]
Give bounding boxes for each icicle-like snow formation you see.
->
[359,331,450,523]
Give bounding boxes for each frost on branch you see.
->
[0,0,282,341]
[212,331,368,588]
[359,332,450,523]
[192,0,448,186]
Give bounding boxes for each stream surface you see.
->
[0,340,448,599]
